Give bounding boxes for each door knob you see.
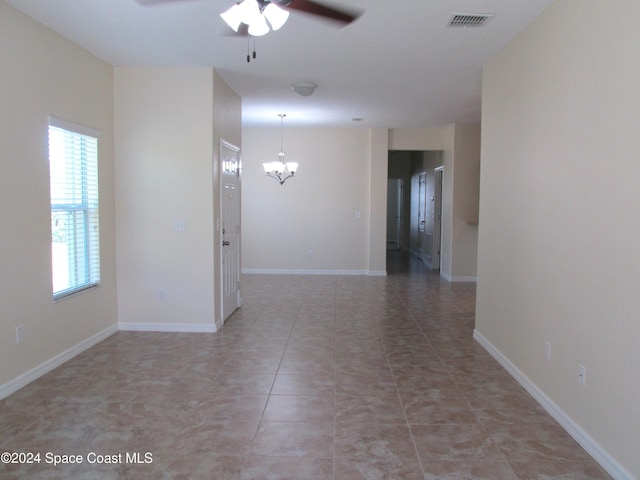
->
[222,241,230,246]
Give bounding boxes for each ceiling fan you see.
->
[138,0,361,31]
[138,0,362,61]
[260,0,361,25]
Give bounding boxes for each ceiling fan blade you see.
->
[280,0,362,24]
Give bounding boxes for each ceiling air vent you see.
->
[448,13,494,27]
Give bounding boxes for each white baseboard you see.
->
[0,321,217,400]
[473,329,634,480]
[0,324,118,401]
[368,270,387,277]
[242,268,386,276]
[440,271,477,282]
[452,276,477,282]
[118,322,217,333]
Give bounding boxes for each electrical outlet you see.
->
[544,341,551,361]
[157,289,167,301]
[306,250,313,258]
[578,364,586,386]
[16,325,24,344]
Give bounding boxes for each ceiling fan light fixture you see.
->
[222,0,273,35]
[247,13,270,36]
[241,0,262,24]
[263,3,289,31]
[220,3,243,31]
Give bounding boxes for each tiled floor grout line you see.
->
[237,303,280,475]
[389,275,525,479]
[375,291,430,479]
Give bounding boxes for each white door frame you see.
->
[220,140,242,323]
[432,166,444,270]
[417,171,427,260]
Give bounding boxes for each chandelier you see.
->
[263,114,298,185]
[220,0,289,37]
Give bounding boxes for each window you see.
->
[48,117,100,300]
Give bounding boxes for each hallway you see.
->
[0,253,610,479]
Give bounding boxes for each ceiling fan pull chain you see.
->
[246,37,257,62]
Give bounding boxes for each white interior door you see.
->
[221,140,241,322]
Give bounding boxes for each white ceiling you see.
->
[6,0,554,127]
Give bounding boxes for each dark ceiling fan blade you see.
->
[279,0,362,24]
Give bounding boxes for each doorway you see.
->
[387,150,443,269]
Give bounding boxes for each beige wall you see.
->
[450,124,480,280]
[476,0,640,477]
[241,127,374,273]
[114,67,240,330]
[389,127,447,151]
[0,2,117,391]
[367,128,389,273]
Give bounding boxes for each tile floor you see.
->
[0,252,611,479]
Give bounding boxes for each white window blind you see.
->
[48,117,100,300]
